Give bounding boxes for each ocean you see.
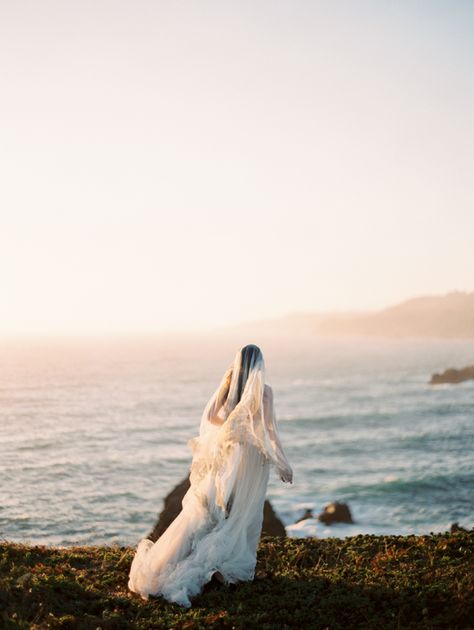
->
[1,334,473,546]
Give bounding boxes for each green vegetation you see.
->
[1,532,473,629]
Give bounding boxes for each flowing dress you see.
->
[128,383,292,607]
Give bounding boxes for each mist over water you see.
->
[1,334,473,546]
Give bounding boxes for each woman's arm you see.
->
[263,385,293,483]
[206,367,233,426]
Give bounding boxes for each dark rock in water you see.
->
[148,477,191,541]
[148,475,286,542]
[430,365,474,385]
[317,501,353,525]
[451,522,468,533]
[296,509,314,523]
[262,500,287,537]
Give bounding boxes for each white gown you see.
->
[128,376,292,608]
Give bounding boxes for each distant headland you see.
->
[234,291,474,338]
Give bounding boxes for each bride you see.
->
[128,344,293,607]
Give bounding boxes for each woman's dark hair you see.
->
[236,344,263,401]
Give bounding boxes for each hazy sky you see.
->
[1,1,473,333]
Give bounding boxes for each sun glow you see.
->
[1,1,473,334]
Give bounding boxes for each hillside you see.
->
[319,292,474,338]
[234,292,474,338]
[1,532,473,629]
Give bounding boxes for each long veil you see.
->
[189,345,278,511]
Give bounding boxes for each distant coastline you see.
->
[232,291,474,338]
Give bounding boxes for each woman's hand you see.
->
[279,466,293,484]
[208,414,225,426]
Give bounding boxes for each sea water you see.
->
[1,334,473,546]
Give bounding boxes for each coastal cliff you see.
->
[1,532,473,628]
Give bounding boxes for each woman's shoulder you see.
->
[263,384,273,401]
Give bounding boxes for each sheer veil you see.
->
[189,344,286,510]
[199,344,264,431]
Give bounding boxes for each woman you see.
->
[128,344,293,607]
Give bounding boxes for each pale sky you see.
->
[1,1,473,334]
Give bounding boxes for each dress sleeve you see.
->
[263,385,293,483]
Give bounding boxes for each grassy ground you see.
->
[1,532,473,629]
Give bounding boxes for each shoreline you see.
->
[2,531,473,628]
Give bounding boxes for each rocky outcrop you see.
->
[148,477,191,541]
[262,500,287,537]
[148,475,286,542]
[296,509,314,523]
[430,365,474,385]
[317,501,353,525]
